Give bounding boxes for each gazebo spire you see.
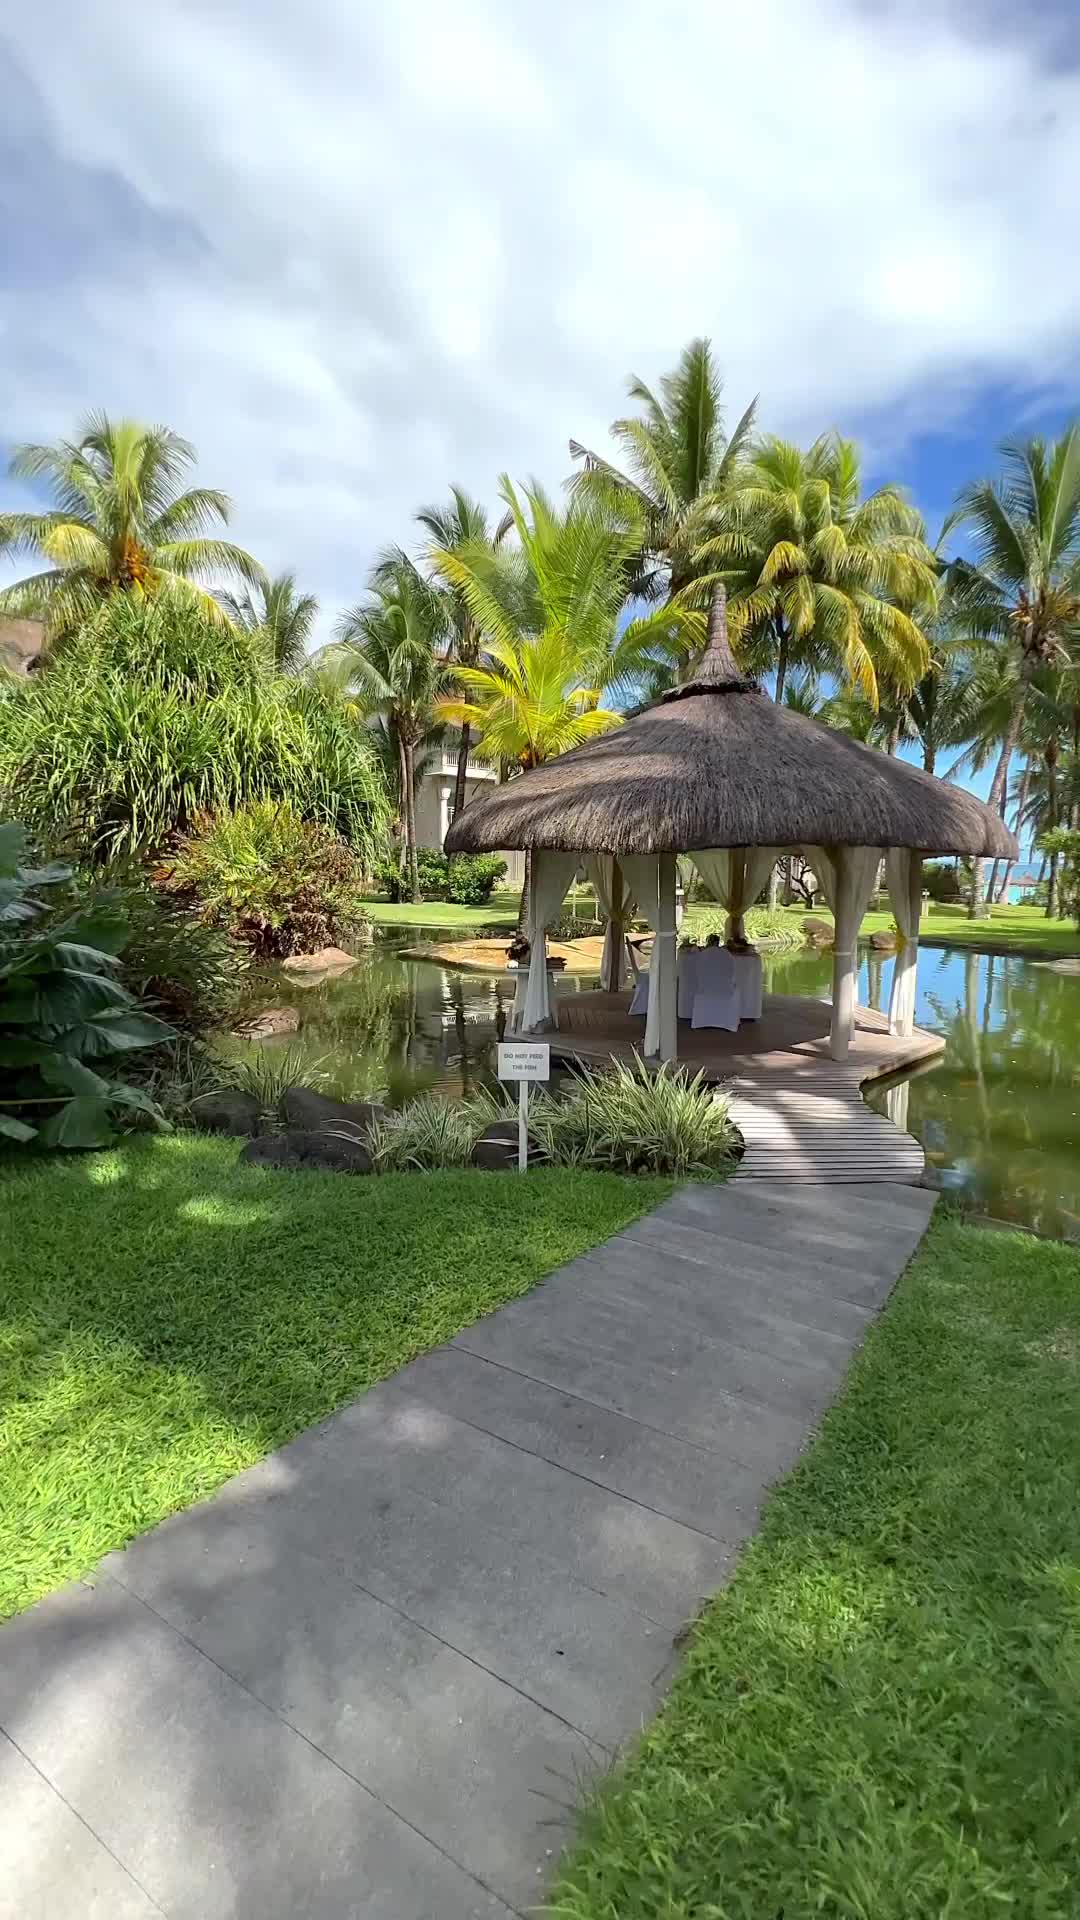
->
[662,581,753,701]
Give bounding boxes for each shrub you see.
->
[0,593,390,866]
[528,1056,739,1178]
[92,867,245,1033]
[375,849,507,906]
[163,801,372,959]
[690,904,800,948]
[364,1088,505,1170]
[447,854,507,906]
[0,822,172,1149]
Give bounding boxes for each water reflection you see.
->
[242,937,1080,1242]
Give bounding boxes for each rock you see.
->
[189,1090,263,1137]
[240,1129,373,1174]
[281,946,358,976]
[471,1118,543,1171]
[281,1086,387,1134]
[869,930,898,951]
[801,917,833,943]
[238,1005,300,1038]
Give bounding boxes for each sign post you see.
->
[496,1041,551,1172]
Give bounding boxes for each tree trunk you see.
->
[1045,740,1060,918]
[517,847,531,935]
[403,739,420,903]
[773,621,789,705]
[969,684,1027,918]
[994,761,1030,903]
[923,740,936,775]
[886,721,900,756]
[765,622,790,907]
[452,722,471,821]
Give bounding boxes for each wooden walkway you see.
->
[551,991,943,1186]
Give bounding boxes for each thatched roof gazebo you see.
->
[445,589,1016,1062]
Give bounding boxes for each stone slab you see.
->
[0,1732,162,1920]
[0,1579,513,1920]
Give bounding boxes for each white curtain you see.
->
[620,854,662,1055]
[587,855,634,993]
[801,845,838,913]
[826,845,882,1058]
[522,850,580,1030]
[886,848,922,1037]
[692,847,782,936]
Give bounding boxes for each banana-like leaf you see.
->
[0,1112,37,1141]
[38,1054,110,1096]
[36,1094,116,1150]
[55,1009,175,1057]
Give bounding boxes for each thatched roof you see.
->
[444,590,1016,860]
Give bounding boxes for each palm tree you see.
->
[702,434,936,706]
[568,337,757,605]
[220,571,317,673]
[0,414,262,639]
[948,427,1080,914]
[322,558,451,902]
[434,479,702,924]
[417,487,503,821]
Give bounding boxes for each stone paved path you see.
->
[0,1180,935,1919]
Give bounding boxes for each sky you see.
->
[1,0,1079,818]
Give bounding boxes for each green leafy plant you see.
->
[0,822,172,1148]
[94,866,245,1032]
[1038,827,1080,926]
[374,850,508,907]
[529,1055,739,1178]
[163,801,372,959]
[0,593,390,865]
[364,1088,505,1171]
[447,854,507,906]
[690,905,800,948]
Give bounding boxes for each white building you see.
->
[413,748,525,889]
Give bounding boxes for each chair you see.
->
[733,949,764,1021]
[690,946,740,1031]
[677,945,701,1020]
[628,971,649,1017]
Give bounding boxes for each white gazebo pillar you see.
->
[656,853,678,1063]
[830,847,858,1060]
[886,849,923,1038]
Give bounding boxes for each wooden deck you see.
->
[551,991,943,1186]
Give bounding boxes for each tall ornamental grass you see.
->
[0,595,390,868]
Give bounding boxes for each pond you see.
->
[239,933,1080,1243]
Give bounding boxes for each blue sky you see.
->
[1,0,1078,833]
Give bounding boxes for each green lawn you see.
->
[0,1137,667,1619]
[551,1214,1080,1919]
[362,891,521,928]
[686,899,1080,957]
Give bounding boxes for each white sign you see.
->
[497,1042,551,1083]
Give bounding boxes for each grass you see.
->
[550,1215,1080,1919]
[758,899,1080,956]
[0,1135,668,1619]
[361,891,521,928]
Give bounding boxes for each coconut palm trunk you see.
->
[970,678,1029,917]
[452,722,472,821]
[402,736,420,902]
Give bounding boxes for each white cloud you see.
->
[1,0,1078,634]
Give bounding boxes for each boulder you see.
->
[869,929,898,952]
[801,917,833,944]
[238,1005,300,1038]
[240,1129,373,1174]
[471,1118,543,1171]
[281,946,358,976]
[280,1086,387,1134]
[189,1090,262,1137]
